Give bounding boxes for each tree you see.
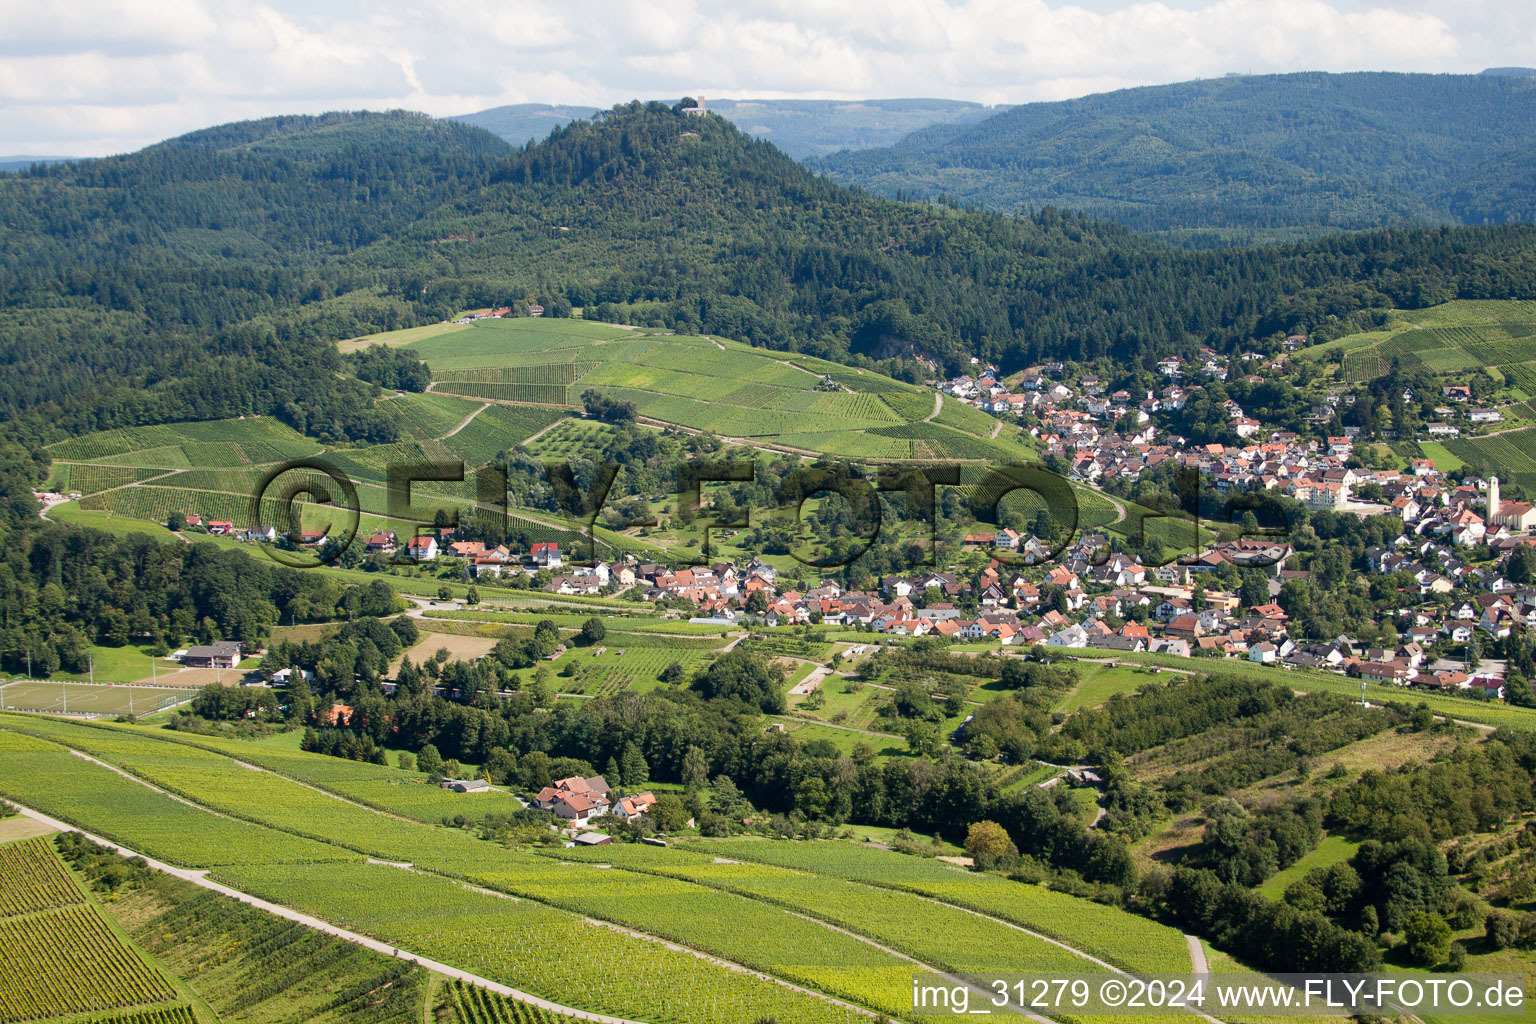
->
[604,755,623,788]
[397,751,416,772]
[417,743,444,775]
[1403,911,1452,966]
[965,820,1013,866]
[483,747,519,785]
[1239,571,1269,609]
[650,794,687,832]
[620,741,649,788]
[579,617,606,645]
[682,745,709,793]
[466,584,480,605]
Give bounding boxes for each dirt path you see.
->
[519,416,570,447]
[7,802,644,1024]
[776,713,900,740]
[924,392,943,422]
[989,420,1003,439]
[442,402,491,439]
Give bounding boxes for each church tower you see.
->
[1489,475,1501,519]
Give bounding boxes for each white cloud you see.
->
[0,0,1526,154]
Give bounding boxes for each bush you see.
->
[1403,911,1453,966]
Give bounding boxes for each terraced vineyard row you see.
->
[48,464,166,495]
[377,392,485,441]
[438,406,565,466]
[0,903,176,1022]
[0,836,85,917]
[442,980,565,1024]
[679,838,1193,975]
[434,363,583,385]
[0,727,355,868]
[46,417,318,463]
[90,1007,199,1024]
[217,860,857,1024]
[432,382,573,405]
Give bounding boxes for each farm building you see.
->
[182,641,241,669]
[440,778,492,793]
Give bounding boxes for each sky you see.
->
[1,0,1532,156]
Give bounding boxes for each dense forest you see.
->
[5,101,1536,449]
[813,72,1536,242]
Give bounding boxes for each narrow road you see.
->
[8,802,644,1024]
[1186,934,1210,975]
[924,392,943,422]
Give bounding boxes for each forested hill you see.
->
[354,101,1536,375]
[0,111,511,445]
[3,101,1536,452]
[457,98,1005,159]
[811,72,1536,243]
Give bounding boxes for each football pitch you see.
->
[0,682,197,717]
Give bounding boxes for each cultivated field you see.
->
[1303,299,1536,386]
[0,713,1221,1024]
[0,836,181,1023]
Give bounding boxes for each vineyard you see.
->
[0,845,177,1024]
[0,837,84,918]
[434,363,584,385]
[1444,426,1536,488]
[87,1008,199,1024]
[559,647,709,696]
[0,726,355,868]
[217,860,857,1024]
[121,881,433,1024]
[47,418,321,465]
[431,381,572,405]
[0,714,1212,1024]
[438,405,566,466]
[46,465,166,495]
[440,980,566,1024]
[375,392,485,441]
[677,838,1193,975]
[548,843,1131,989]
[1323,300,1536,386]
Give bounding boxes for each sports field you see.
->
[0,683,197,717]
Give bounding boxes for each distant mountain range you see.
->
[0,156,70,173]
[455,98,1005,160]
[811,72,1536,243]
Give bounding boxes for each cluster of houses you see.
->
[533,775,656,827]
